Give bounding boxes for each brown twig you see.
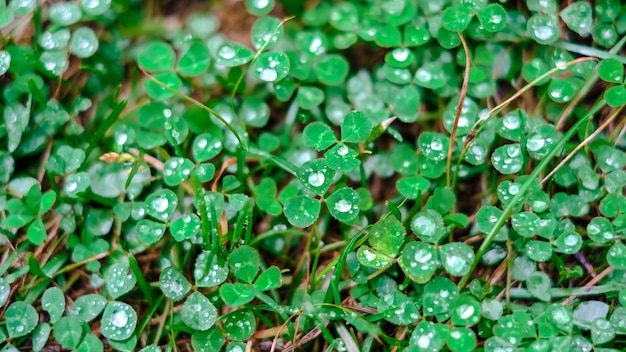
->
[540,105,624,185]
[446,32,471,188]
[562,266,615,306]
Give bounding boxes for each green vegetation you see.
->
[1,0,626,351]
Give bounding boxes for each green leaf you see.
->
[414,63,446,89]
[4,102,29,153]
[396,176,429,200]
[302,122,337,151]
[378,291,420,325]
[64,172,90,197]
[101,301,138,341]
[393,84,420,122]
[80,0,111,15]
[491,144,524,175]
[254,266,282,291]
[591,318,615,345]
[105,263,137,299]
[298,158,335,195]
[341,110,372,143]
[251,16,283,50]
[216,43,254,67]
[159,266,191,301]
[194,250,228,288]
[605,85,626,107]
[163,157,194,186]
[145,189,178,222]
[329,2,358,31]
[138,41,176,72]
[527,14,559,45]
[229,245,261,283]
[70,294,107,322]
[145,71,183,100]
[326,186,360,222]
[411,209,445,244]
[27,219,46,245]
[296,86,325,110]
[526,271,552,301]
[70,27,98,58]
[51,317,82,349]
[324,143,360,172]
[253,52,290,82]
[476,4,507,32]
[369,217,406,257]
[223,309,256,341]
[5,301,38,338]
[385,47,414,68]
[283,196,321,228]
[181,292,217,331]
[315,54,349,86]
[374,25,402,47]
[170,214,201,242]
[409,321,448,350]
[219,282,255,306]
[476,205,503,233]
[0,50,11,75]
[554,231,582,255]
[527,0,556,12]
[177,42,211,76]
[49,2,82,26]
[398,241,439,284]
[525,240,553,262]
[192,132,223,162]
[450,295,481,326]
[136,219,166,246]
[0,278,9,306]
[418,132,449,162]
[442,5,473,32]
[607,242,626,270]
[32,323,51,352]
[42,287,65,323]
[245,0,274,16]
[440,243,475,276]
[356,246,393,269]
[447,327,476,352]
[560,1,593,36]
[192,327,225,352]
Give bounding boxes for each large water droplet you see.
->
[334,199,352,213]
[308,171,325,187]
[110,310,129,327]
[152,197,169,213]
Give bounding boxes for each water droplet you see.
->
[152,197,169,213]
[526,134,546,151]
[430,139,443,151]
[533,24,555,41]
[259,68,277,81]
[337,145,349,156]
[308,171,325,187]
[65,181,78,192]
[110,310,129,327]
[564,234,578,246]
[219,45,236,60]
[392,48,409,62]
[502,115,520,130]
[417,335,430,349]
[334,199,352,213]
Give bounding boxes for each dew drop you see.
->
[152,197,169,213]
[334,199,352,213]
[110,310,129,327]
[308,171,325,187]
[337,145,349,156]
